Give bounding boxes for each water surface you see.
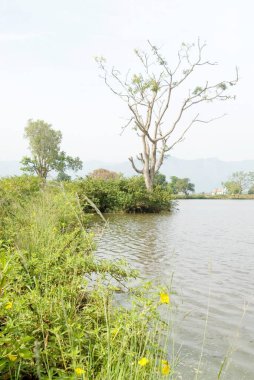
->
[95,200,254,379]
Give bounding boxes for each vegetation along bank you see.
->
[0,176,173,379]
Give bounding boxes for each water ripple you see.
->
[94,200,254,379]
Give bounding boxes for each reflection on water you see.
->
[94,200,254,380]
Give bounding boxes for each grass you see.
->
[0,179,173,379]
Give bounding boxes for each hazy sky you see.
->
[0,0,253,163]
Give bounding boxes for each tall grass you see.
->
[0,179,173,379]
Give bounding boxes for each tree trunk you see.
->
[142,135,154,192]
[143,158,154,191]
[144,173,153,192]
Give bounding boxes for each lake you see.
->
[94,200,254,379]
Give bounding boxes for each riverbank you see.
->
[173,194,254,199]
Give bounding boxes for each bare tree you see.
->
[96,40,238,191]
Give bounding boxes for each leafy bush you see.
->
[74,177,124,213]
[0,175,42,201]
[0,176,43,239]
[118,176,172,213]
[73,176,172,213]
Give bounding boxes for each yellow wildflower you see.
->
[8,354,17,362]
[138,357,149,366]
[160,293,170,304]
[161,360,171,375]
[5,301,13,310]
[75,367,85,376]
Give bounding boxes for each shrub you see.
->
[75,177,124,213]
[0,175,42,203]
[118,176,172,213]
[74,176,172,213]
[0,176,43,239]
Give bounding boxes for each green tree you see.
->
[97,40,238,191]
[223,171,254,195]
[248,185,254,194]
[248,172,254,193]
[21,119,83,180]
[168,176,179,194]
[223,180,242,195]
[169,176,195,195]
[153,172,168,188]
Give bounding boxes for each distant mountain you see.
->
[161,157,254,193]
[1,158,254,193]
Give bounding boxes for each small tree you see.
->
[178,178,195,195]
[223,171,254,195]
[153,172,168,188]
[248,185,254,195]
[21,119,83,180]
[223,180,242,195]
[169,176,195,195]
[97,40,238,191]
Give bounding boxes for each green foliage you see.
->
[169,176,195,195]
[118,176,171,213]
[192,86,203,95]
[0,175,42,198]
[248,185,254,194]
[75,175,172,213]
[153,173,168,188]
[223,180,242,195]
[217,82,227,91]
[74,177,124,213]
[55,152,83,181]
[130,73,160,96]
[21,119,83,180]
[222,171,254,195]
[0,176,43,239]
[0,183,172,379]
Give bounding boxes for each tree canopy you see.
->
[21,119,83,180]
[223,171,254,195]
[169,176,195,195]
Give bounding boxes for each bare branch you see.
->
[166,113,226,151]
[136,153,145,163]
[128,156,143,174]
[120,117,134,136]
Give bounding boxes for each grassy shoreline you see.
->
[173,194,254,200]
[0,176,173,379]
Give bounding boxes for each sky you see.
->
[0,0,253,163]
